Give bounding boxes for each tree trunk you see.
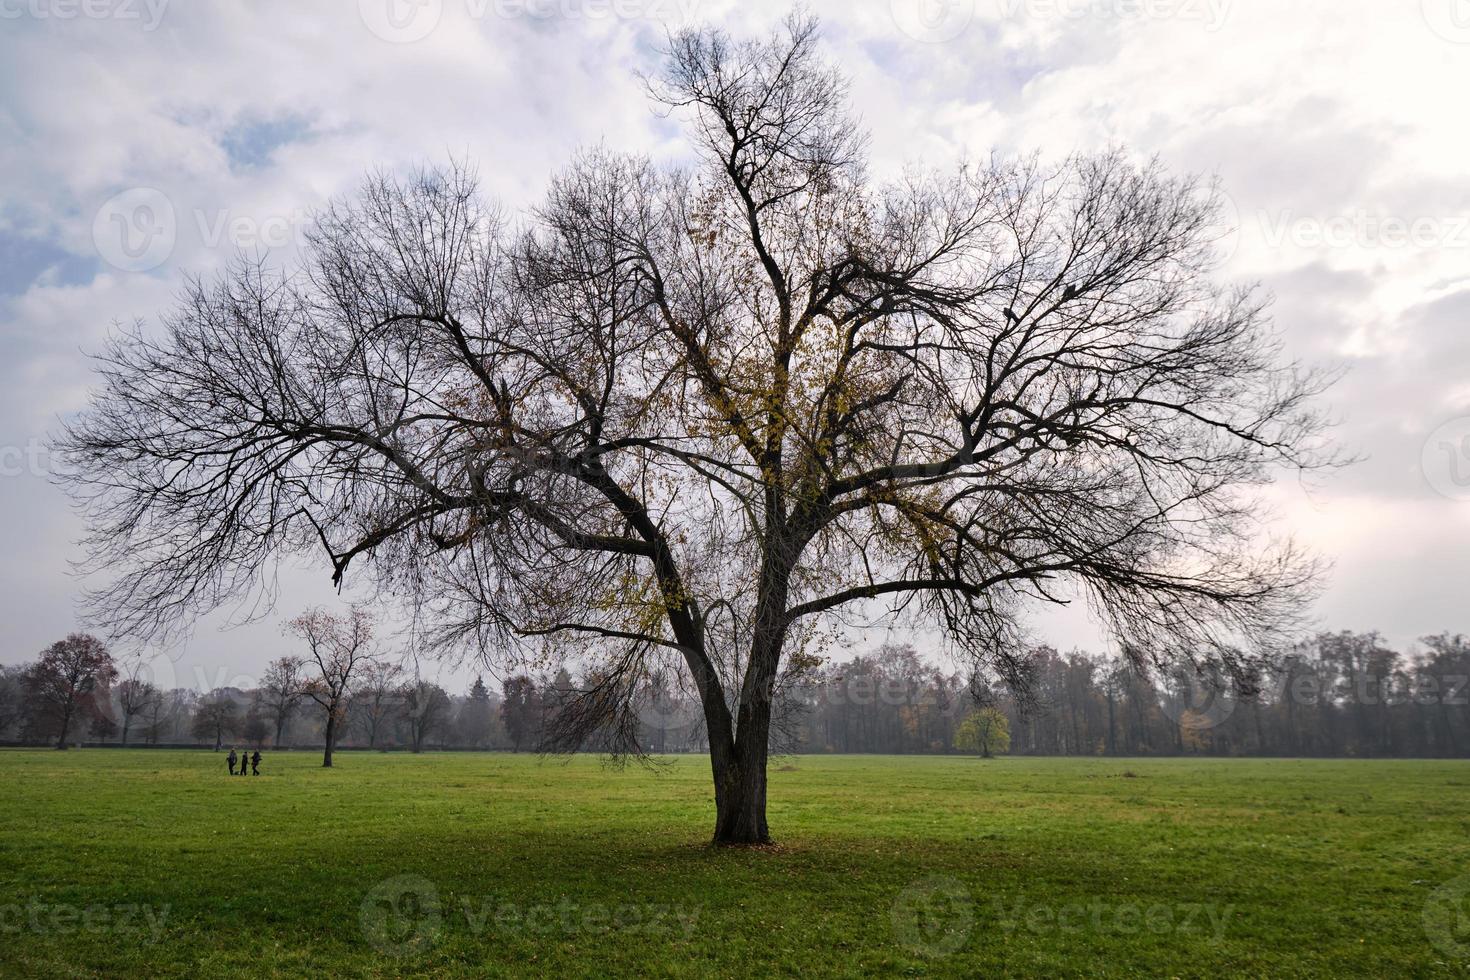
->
[322,711,336,768]
[711,734,770,845]
[56,702,74,749]
[706,542,789,846]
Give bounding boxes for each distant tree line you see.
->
[0,635,555,754]
[778,633,1470,758]
[2,629,1468,758]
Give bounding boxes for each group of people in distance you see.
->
[226,748,261,776]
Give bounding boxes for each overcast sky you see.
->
[1,0,1467,691]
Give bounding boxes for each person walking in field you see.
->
[251,750,261,776]
[226,748,237,776]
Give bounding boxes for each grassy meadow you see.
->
[1,750,1468,976]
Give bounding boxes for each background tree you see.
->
[116,660,162,746]
[0,664,25,739]
[141,687,170,745]
[89,711,118,743]
[401,679,451,753]
[241,709,270,748]
[258,656,306,748]
[191,691,238,750]
[956,708,1011,759]
[288,607,375,767]
[458,675,495,749]
[352,660,404,749]
[24,634,117,749]
[156,688,196,744]
[59,16,1335,842]
[501,675,541,753]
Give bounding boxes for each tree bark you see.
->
[710,730,771,845]
[322,710,336,768]
[705,538,789,845]
[56,703,74,749]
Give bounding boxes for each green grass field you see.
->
[2,750,1469,977]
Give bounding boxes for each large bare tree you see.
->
[59,16,1335,843]
[288,606,375,767]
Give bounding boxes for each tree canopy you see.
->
[59,14,1335,842]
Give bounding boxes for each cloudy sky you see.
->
[1,0,1467,690]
